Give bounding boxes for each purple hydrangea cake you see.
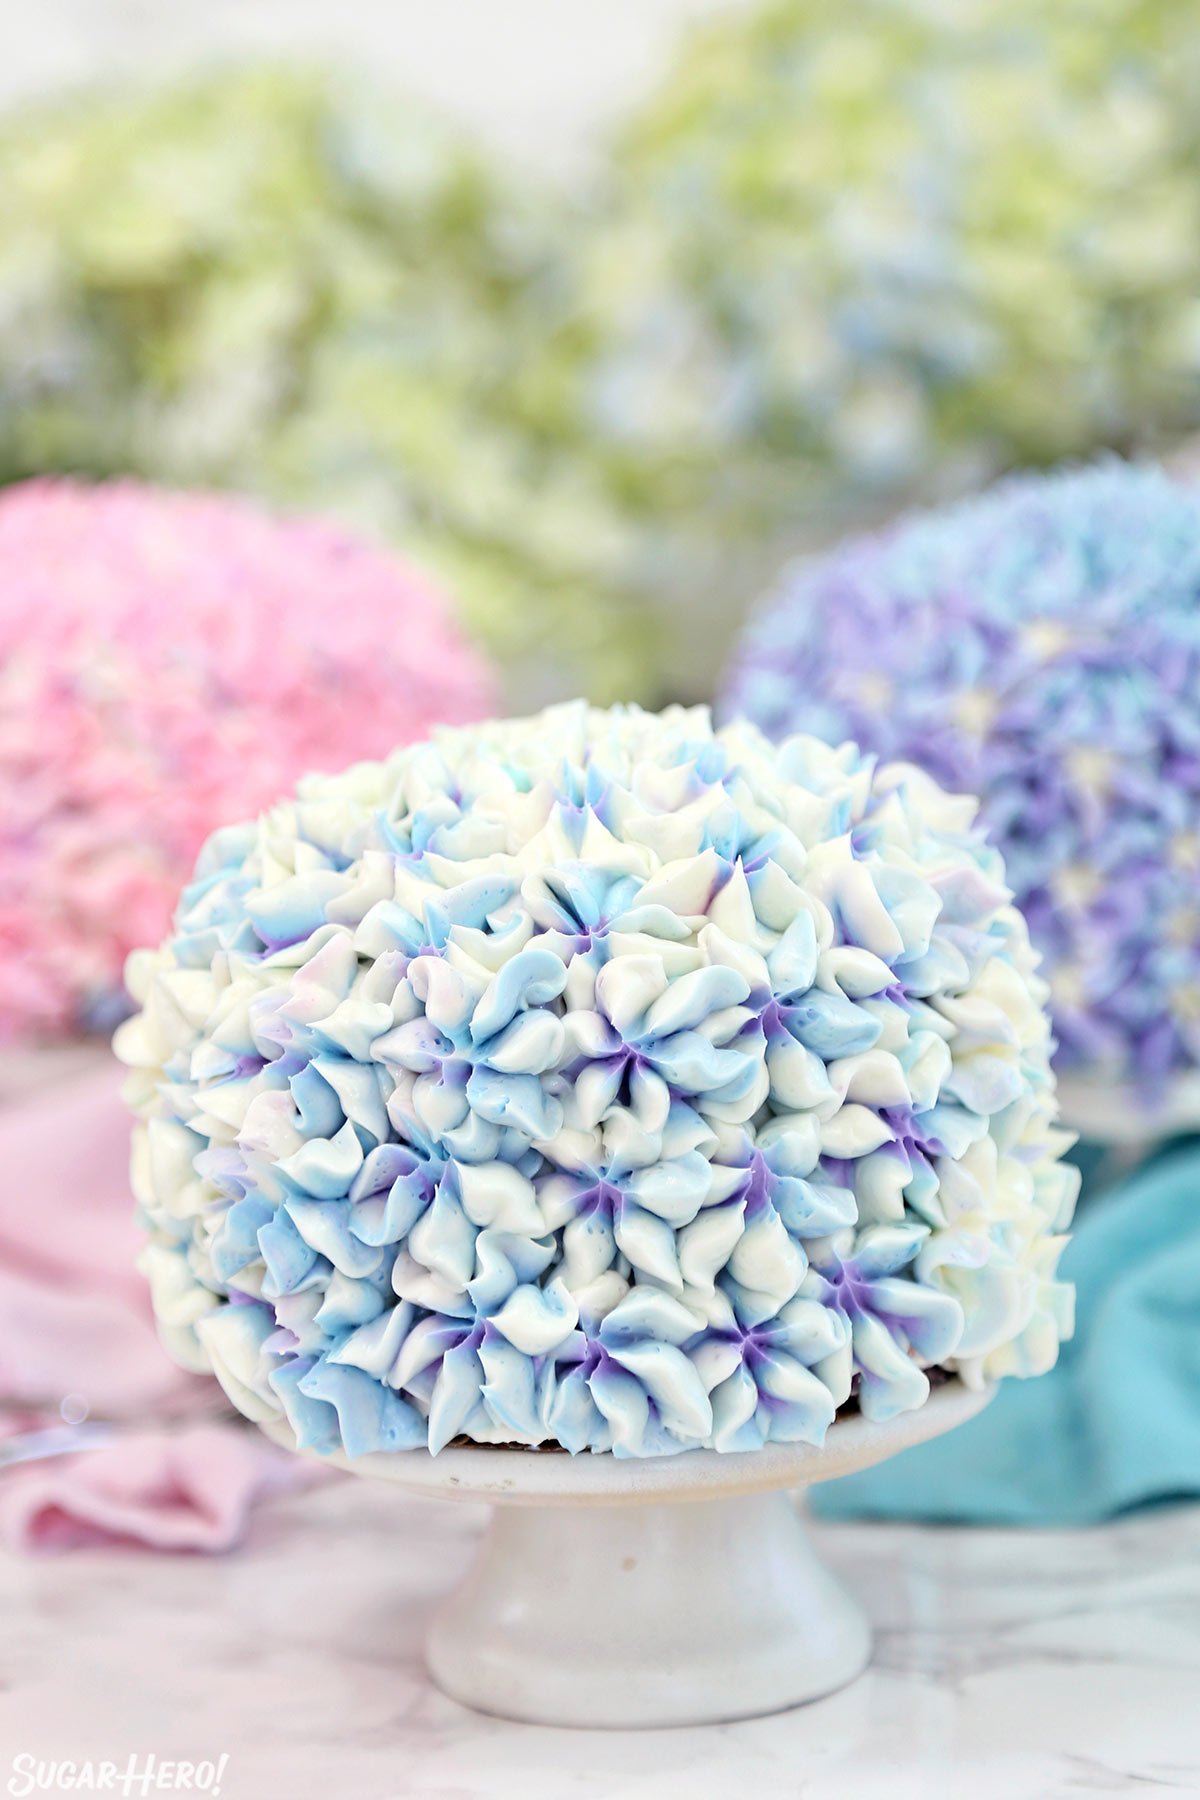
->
[723,464,1200,1136]
[117,705,1077,1459]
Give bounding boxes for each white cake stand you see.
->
[264,1379,990,1728]
[1056,1071,1200,1150]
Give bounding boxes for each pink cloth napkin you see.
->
[0,1061,324,1551]
[0,1423,305,1552]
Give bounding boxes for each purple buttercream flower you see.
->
[803,1224,964,1422]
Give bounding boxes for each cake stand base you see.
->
[264,1379,991,1728]
[427,1487,869,1727]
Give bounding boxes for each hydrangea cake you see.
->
[117,705,1078,1459]
[0,479,495,1039]
[0,66,656,702]
[520,0,1200,698]
[722,462,1200,1123]
[591,0,1200,486]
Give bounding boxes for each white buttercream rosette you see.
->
[117,705,1078,1459]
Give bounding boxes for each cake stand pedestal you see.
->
[265,1380,990,1728]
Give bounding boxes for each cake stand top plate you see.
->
[1056,1069,1200,1145]
[262,1378,992,1508]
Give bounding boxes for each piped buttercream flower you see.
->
[118,703,1078,1458]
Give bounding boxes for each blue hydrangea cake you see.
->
[116,705,1078,1459]
[722,462,1200,1131]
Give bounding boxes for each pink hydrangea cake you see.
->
[0,480,496,1038]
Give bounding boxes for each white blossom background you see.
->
[0,0,747,173]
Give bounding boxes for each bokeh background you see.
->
[3,0,1195,715]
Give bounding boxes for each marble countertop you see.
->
[2,1477,1197,1800]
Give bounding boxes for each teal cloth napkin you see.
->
[813,1140,1200,1524]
